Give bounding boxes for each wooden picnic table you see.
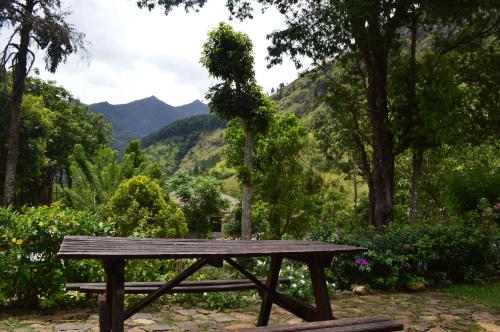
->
[58,236,366,332]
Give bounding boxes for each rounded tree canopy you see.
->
[200,22,255,83]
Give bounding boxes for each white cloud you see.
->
[29,0,305,106]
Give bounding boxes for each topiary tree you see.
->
[200,22,273,240]
[107,175,187,238]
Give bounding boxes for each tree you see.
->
[63,140,161,214]
[225,113,322,239]
[134,0,498,229]
[200,22,273,239]
[0,76,110,205]
[108,175,187,237]
[168,173,228,238]
[0,0,85,205]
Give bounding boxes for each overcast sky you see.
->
[29,0,304,106]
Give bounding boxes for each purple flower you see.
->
[335,229,343,238]
[417,261,423,269]
[355,258,369,266]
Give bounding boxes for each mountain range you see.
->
[89,96,209,150]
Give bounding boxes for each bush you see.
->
[107,175,187,237]
[311,220,499,290]
[0,204,106,308]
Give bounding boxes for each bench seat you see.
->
[222,316,404,332]
[66,278,289,294]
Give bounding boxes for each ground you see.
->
[0,290,499,332]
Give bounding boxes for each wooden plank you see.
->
[308,261,333,320]
[65,278,290,291]
[225,258,318,322]
[67,278,286,289]
[220,316,403,331]
[70,282,283,294]
[104,259,124,332]
[258,256,283,326]
[57,236,366,259]
[124,258,208,319]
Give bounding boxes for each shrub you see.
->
[311,220,499,290]
[168,173,228,238]
[107,175,187,238]
[0,204,106,308]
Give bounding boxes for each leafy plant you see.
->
[107,175,187,238]
[0,205,106,308]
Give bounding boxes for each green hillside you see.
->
[143,70,350,195]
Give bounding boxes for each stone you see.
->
[449,309,470,316]
[421,315,438,321]
[352,285,368,295]
[175,320,199,331]
[406,323,429,332]
[286,318,304,325]
[231,313,255,321]
[195,308,214,315]
[142,323,176,331]
[473,312,497,322]
[132,318,156,325]
[174,308,197,316]
[408,281,426,292]
[55,323,95,331]
[225,323,256,329]
[130,313,153,320]
[427,328,446,332]
[440,314,459,322]
[210,313,236,323]
[478,322,500,332]
[196,320,217,328]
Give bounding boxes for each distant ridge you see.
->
[90,96,209,151]
[141,114,226,148]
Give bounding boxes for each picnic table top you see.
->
[57,236,366,259]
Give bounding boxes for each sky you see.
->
[28,0,305,106]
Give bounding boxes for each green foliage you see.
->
[390,52,465,152]
[168,173,228,237]
[141,114,226,148]
[201,22,254,84]
[443,166,500,214]
[201,22,273,130]
[0,76,111,205]
[62,145,128,215]
[224,113,323,239]
[0,205,105,308]
[63,140,162,214]
[107,175,187,237]
[311,219,499,290]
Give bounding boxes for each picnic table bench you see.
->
[58,236,402,332]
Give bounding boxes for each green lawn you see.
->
[445,281,500,308]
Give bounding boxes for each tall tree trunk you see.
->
[352,159,358,206]
[241,123,254,240]
[408,15,421,225]
[409,148,423,224]
[364,51,395,231]
[2,0,34,205]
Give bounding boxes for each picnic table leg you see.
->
[104,259,125,332]
[257,256,283,326]
[308,260,333,321]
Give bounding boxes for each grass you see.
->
[445,280,500,308]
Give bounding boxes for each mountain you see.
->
[141,114,226,149]
[90,96,209,151]
[142,70,330,195]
